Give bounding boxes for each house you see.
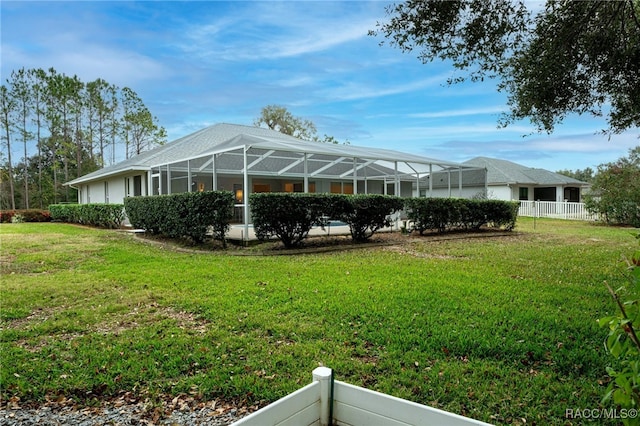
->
[424,156,589,202]
[65,123,487,205]
[465,157,589,202]
[65,123,487,228]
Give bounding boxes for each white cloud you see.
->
[410,106,507,119]
[179,2,379,62]
[321,73,451,102]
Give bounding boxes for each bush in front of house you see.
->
[482,199,519,231]
[124,191,234,245]
[0,209,51,223]
[124,195,166,235]
[250,193,405,247]
[250,193,329,248]
[49,204,125,229]
[333,194,405,242]
[405,198,519,234]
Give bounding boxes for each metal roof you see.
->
[66,123,479,186]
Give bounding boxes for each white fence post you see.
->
[313,367,333,426]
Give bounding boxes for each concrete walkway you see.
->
[227,223,356,241]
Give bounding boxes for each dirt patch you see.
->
[7,302,212,353]
[133,228,520,256]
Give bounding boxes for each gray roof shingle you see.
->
[464,157,589,186]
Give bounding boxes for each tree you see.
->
[121,87,166,158]
[30,68,47,208]
[584,147,640,227]
[0,85,16,209]
[372,0,640,135]
[9,68,34,209]
[254,105,318,141]
[556,167,595,184]
[2,67,163,206]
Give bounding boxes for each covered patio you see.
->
[145,126,487,241]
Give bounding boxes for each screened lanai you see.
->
[145,128,488,237]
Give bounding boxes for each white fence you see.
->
[518,201,598,221]
[234,367,492,426]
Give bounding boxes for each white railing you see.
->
[518,201,598,221]
[234,367,492,426]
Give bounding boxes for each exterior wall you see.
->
[491,185,515,201]
[422,186,492,199]
[79,173,147,205]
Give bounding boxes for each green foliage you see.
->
[335,194,405,242]
[49,203,125,229]
[0,209,51,223]
[599,233,640,424]
[124,191,234,245]
[585,147,640,227]
[253,105,317,141]
[405,198,518,234]
[556,167,595,184]
[0,219,633,424]
[250,193,329,248]
[1,67,165,210]
[373,0,640,135]
[250,193,405,246]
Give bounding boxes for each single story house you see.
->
[65,123,487,227]
[426,156,589,202]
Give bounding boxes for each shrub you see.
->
[250,193,405,246]
[124,196,165,234]
[49,204,125,229]
[334,194,405,242]
[405,198,519,234]
[250,193,328,248]
[0,209,51,223]
[124,191,234,245]
[599,233,640,423]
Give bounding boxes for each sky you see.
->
[1,0,638,172]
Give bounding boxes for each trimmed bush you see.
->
[124,191,234,245]
[334,194,405,242]
[0,209,51,223]
[250,193,329,248]
[250,193,405,247]
[49,204,125,229]
[405,198,519,234]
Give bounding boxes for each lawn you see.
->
[0,218,637,424]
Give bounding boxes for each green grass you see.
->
[1,218,637,424]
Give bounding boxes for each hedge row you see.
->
[124,191,234,245]
[0,209,51,223]
[49,204,126,229]
[405,198,519,234]
[250,193,404,247]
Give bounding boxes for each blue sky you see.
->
[2,1,638,172]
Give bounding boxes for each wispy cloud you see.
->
[409,106,507,119]
[321,73,451,102]
[180,2,379,62]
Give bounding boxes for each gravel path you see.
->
[1,403,249,425]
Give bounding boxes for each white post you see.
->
[353,157,357,194]
[304,153,309,193]
[313,367,333,426]
[243,147,250,244]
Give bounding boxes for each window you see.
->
[133,175,142,196]
[284,182,303,192]
[519,187,528,200]
[253,184,271,193]
[330,182,353,194]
